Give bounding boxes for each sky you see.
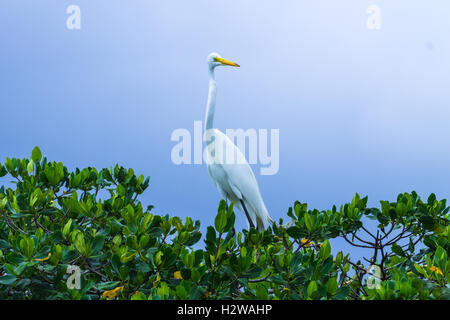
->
[1,1,449,262]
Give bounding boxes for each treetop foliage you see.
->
[0,147,448,300]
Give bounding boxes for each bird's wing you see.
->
[206,129,271,228]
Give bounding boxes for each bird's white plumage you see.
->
[204,53,273,231]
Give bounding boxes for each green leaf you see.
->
[304,212,314,232]
[136,174,145,187]
[224,204,236,233]
[391,243,405,257]
[319,239,331,260]
[286,226,302,239]
[0,274,17,285]
[31,146,42,163]
[176,284,188,299]
[333,287,350,300]
[27,159,34,174]
[434,246,446,264]
[255,284,269,300]
[414,263,426,275]
[19,237,35,259]
[214,211,227,234]
[327,277,338,294]
[427,193,436,206]
[408,237,415,253]
[95,281,121,291]
[307,280,318,298]
[120,251,137,263]
[243,266,263,279]
[62,219,72,237]
[131,292,147,300]
[6,252,26,265]
[0,164,7,177]
[92,235,106,253]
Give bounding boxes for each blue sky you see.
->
[1,1,449,260]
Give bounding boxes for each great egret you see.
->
[204,52,273,232]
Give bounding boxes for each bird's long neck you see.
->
[205,68,217,132]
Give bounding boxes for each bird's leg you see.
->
[240,199,255,230]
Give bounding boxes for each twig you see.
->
[248,272,272,283]
[342,233,373,249]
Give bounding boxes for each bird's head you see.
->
[207,52,240,70]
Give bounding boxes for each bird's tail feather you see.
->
[237,198,274,232]
[247,198,273,232]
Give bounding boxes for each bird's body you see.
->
[204,52,273,231]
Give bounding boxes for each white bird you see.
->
[204,52,273,232]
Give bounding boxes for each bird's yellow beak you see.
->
[214,57,240,67]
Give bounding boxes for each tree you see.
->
[0,147,448,300]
